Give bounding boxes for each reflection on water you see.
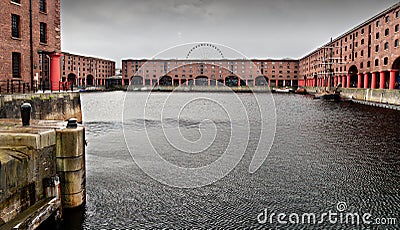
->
[59,91,399,229]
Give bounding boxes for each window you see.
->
[375,45,379,52]
[361,39,364,45]
[40,22,47,43]
[39,0,46,13]
[396,24,400,32]
[376,32,380,39]
[361,50,364,56]
[396,11,399,18]
[384,57,388,65]
[396,39,399,47]
[385,28,389,36]
[11,0,20,3]
[367,61,371,68]
[375,59,379,66]
[376,20,380,27]
[360,62,363,69]
[385,42,389,50]
[361,28,365,34]
[385,16,390,23]
[11,14,20,38]
[12,52,21,78]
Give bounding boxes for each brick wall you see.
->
[0,0,61,87]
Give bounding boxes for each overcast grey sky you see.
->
[61,0,399,67]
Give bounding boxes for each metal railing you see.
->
[0,79,34,94]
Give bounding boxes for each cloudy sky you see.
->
[61,0,399,67]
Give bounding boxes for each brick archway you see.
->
[348,65,358,88]
[159,76,172,86]
[131,76,143,85]
[67,73,76,85]
[195,76,209,86]
[255,76,269,86]
[392,57,400,89]
[87,75,94,86]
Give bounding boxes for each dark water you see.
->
[62,91,399,229]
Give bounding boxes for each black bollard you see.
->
[21,103,32,126]
[66,118,78,129]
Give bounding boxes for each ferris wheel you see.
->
[186,43,225,60]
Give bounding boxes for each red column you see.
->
[276,80,279,86]
[334,76,338,87]
[238,78,241,87]
[50,53,63,91]
[380,71,386,89]
[357,73,363,88]
[268,79,271,86]
[364,73,369,89]
[347,75,351,88]
[371,72,377,89]
[389,70,397,90]
[342,76,345,86]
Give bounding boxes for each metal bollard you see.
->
[21,103,32,126]
[66,118,78,129]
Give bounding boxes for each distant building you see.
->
[122,59,300,87]
[299,2,400,90]
[62,53,115,87]
[122,3,400,90]
[0,0,61,91]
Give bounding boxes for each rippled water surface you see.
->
[62,91,399,229]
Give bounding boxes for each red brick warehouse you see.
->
[299,3,400,90]
[0,0,61,91]
[0,0,116,91]
[122,59,300,88]
[62,52,115,88]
